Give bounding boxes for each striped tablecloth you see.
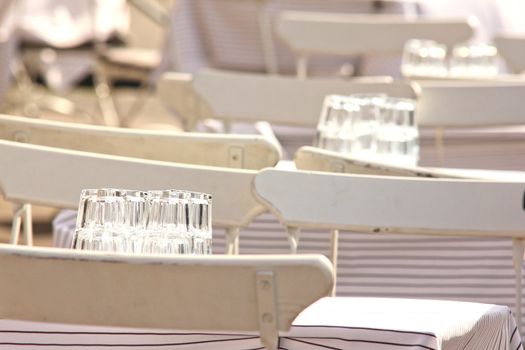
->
[0,297,521,349]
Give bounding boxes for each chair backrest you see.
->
[0,114,281,170]
[275,12,476,77]
[494,35,525,74]
[415,81,525,127]
[0,244,333,350]
[157,69,416,129]
[0,140,264,229]
[253,168,525,237]
[294,146,458,177]
[294,145,525,181]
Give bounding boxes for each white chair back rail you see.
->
[254,168,525,236]
[276,12,476,56]
[0,140,264,229]
[0,114,281,170]
[253,168,525,327]
[416,81,525,127]
[157,69,415,129]
[0,244,333,350]
[295,146,525,181]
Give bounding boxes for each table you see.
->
[0,297,521,349]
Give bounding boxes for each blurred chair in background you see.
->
[275,11,476,78]
[94,0,172,127]
[169,0,419,76]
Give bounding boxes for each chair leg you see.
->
[296,55,309,79]
[512,238,524,332]
[329,229,339,297]
[10,203,33,245]
[94,67,120,127]
[10,204,23,245]
[225,227,240,255]
[22,204,33,246]
[286,226,300,254]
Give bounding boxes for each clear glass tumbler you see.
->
[72,188,127,252]
[401,39,448,78]
[347,93,387,159]
[376,97,419,166]
[450,42,498,77]
[314,94,360,154]
[143,190,192,255]
[189,192,212,255]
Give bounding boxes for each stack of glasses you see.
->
[401,39,499,78]
[72,188,212,255]
[315,94,418,166]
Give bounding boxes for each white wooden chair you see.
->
[415,81,525,163]
[253,168,525,328]
[295,145,525,181]
[275,12,477,78]
[494,34,525,74]
[0,114,281,170]
[157,69,416,130]
[0,243,333,350]
[0,114,281,250]
[0,139,267,254]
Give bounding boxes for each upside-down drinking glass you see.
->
[189,192,212,255]
[376,97,419,166]
[347,93,387,159]
[314,94,360,153]
[401,39,448,78]
[143,190,192,255]
[72,188,127,252]
[72,188,212,255]
[449,42,498,77]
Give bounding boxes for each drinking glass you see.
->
[72,188,127,252]
[449,42,498,77]
[143,190,192,255]
[376,97,419,166]
[123,190,148,253]
[189,192,212,255]
[347,93,387,159]
[401,39,448,77]
[314,94,360,153]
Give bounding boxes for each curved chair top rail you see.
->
[494,34,525,74]
[253,168,525,237]
[415,81,525,127]
[0,140,265,228]
[276,11,477,56]
[0,114,281,170]
[158,69,416,128]
[294,146,525,181]
[0,244,333,350]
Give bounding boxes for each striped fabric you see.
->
[0,297,521,349]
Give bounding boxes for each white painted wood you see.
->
[494,35,525,74]
[158,69,415,128]
[254,168,525,237]
[0,114,281,170]
[415,81,525,127]
[295,146,525,181]
[0,140,264,228]
[0,243,333,350]
[276,12,476,56]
